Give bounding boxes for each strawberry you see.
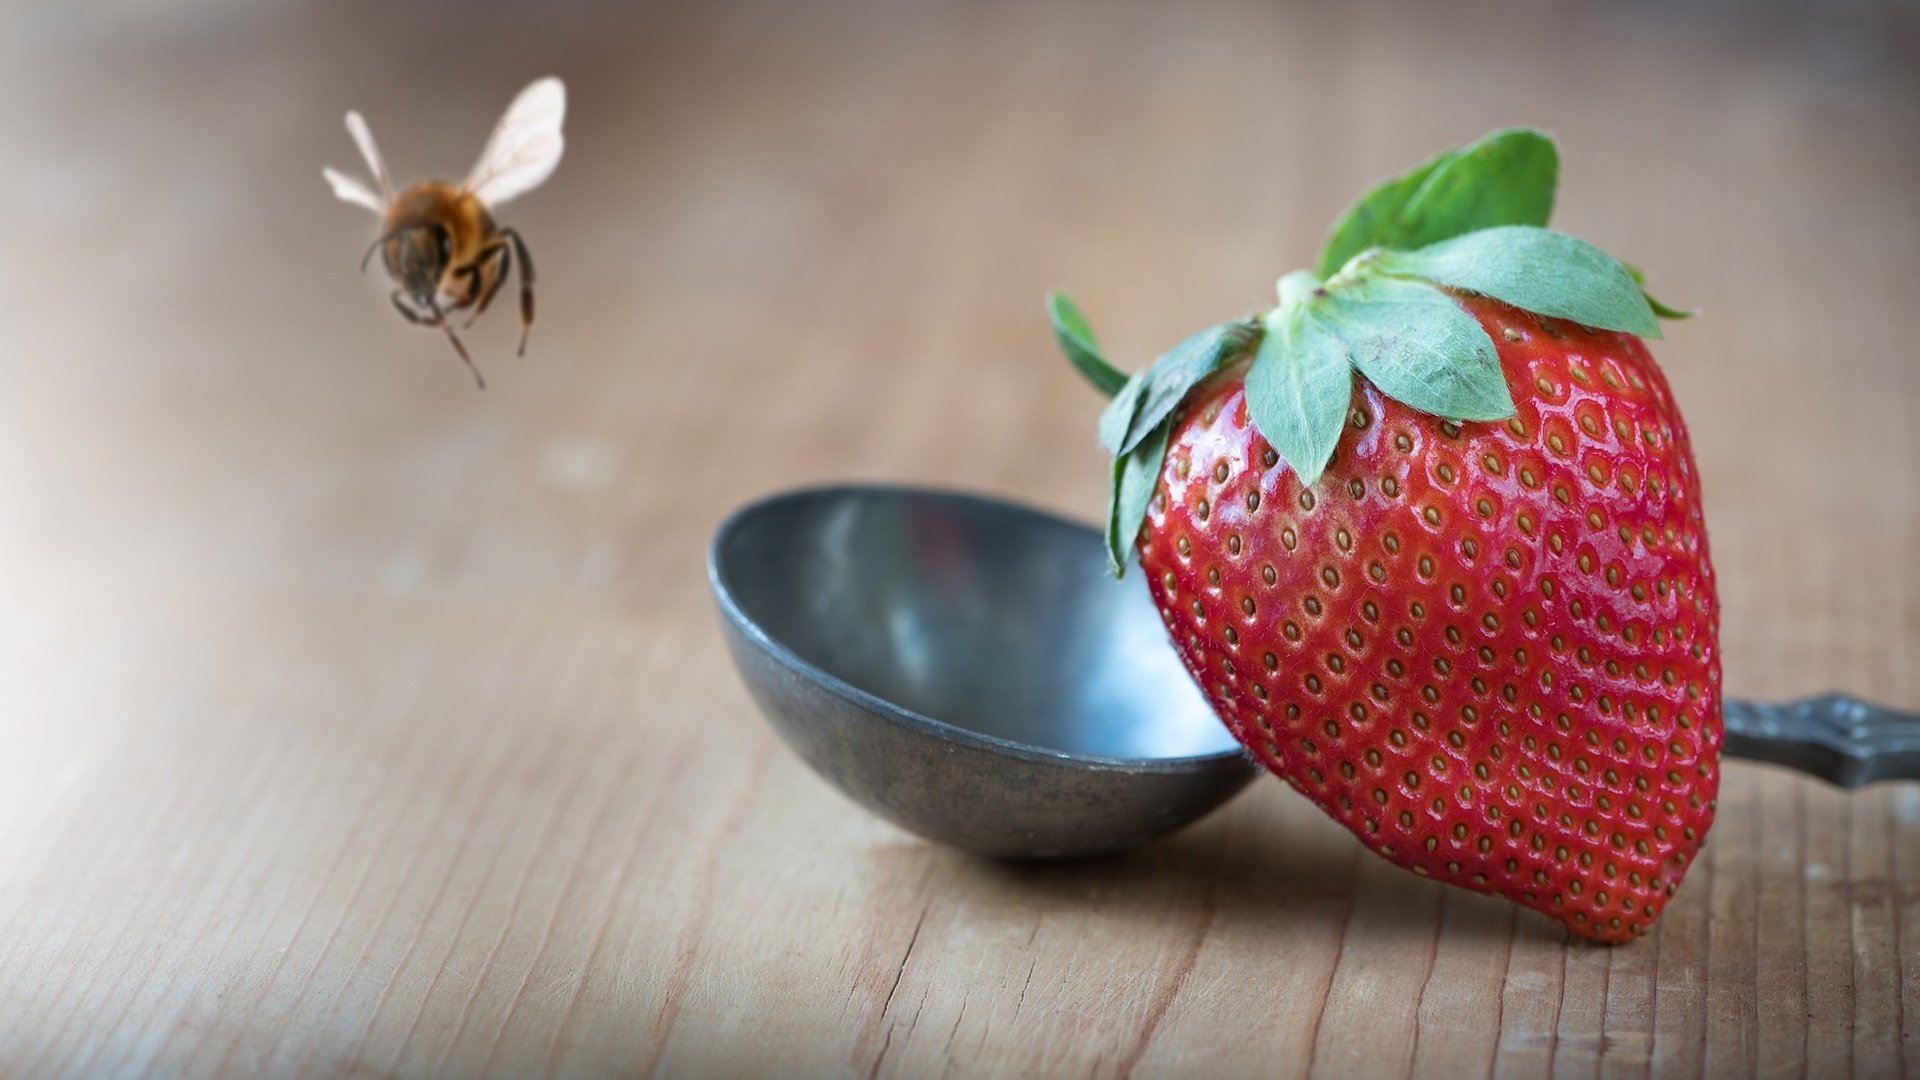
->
[1051,129,1718,942]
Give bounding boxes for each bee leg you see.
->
[390,290,432,325]
[462,242,510,328]
[501,228,536,356]
[425,295,486,390]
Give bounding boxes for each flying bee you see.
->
[324,77,566,387]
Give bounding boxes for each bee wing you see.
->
[462,77,565,207]
[345,110,393,202]
[322,166,384,212]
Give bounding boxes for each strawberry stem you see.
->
[1276,270,1321,309]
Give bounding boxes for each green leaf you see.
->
[1315,128,1558,278]
[1109,319,1259,456]
[1095,319,1262,571]
[1049,291,1128,397]
[1623,262,1697,320]
[1316,148,1452,279]
[1096,370,1148,452]
[1643,292,1696,320]
[1105,419,1172,576]
[1376,225,1661,339]
[1316,275,1515,421]
[1243,307,1354,488]
[1394,128,1557,253]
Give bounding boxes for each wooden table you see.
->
[3,1,1916,1074]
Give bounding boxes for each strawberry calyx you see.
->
[1050,127,1691,576]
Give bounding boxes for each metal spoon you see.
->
[709,485,1919,859]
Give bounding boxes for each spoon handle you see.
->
[1724,695,1920,789]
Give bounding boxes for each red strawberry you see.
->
[1141,293,1717,941]
[1052,129,1719,941]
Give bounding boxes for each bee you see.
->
[324,77,566,387]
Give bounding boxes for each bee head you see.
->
[374,223,452,303]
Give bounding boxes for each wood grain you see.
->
[1,0,1916,1075]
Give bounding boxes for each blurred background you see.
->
[0,0,1914,675]
[0,0,1916,1073]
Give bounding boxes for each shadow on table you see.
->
[938,794,1565,952]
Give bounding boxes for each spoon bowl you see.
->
[709,485,1258,859]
